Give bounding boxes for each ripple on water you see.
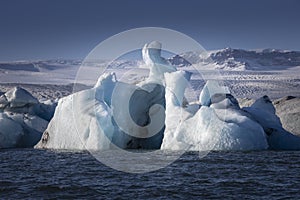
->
[0,149,300,199]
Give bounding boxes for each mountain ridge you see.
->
[169,48,300,71]
[1,48,300,71]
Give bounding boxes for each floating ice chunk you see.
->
[274,96,300,136]
[162,104,268,151]
[251,95,276,114]
[244,95,300,150]
[188,107,267,151]
[0,87,56,122]
[36,73,117,150]
[162,79,268,151]
[0,112,45,148]
[0,86,55,148]
[4,87,38,108]
[6,113,45,147]
[0,113,23,148]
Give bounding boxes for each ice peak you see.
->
[142,41,176,85]
[5,86,38,107]
[146,41,162,49]
[142,41,169,66]
[94,72,117,88]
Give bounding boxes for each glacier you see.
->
[33,41,300,151]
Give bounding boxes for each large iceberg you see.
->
[35,41,300,151]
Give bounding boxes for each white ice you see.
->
[161,73,268,151]
[199,80,230,106]
[0,87,54,148]
[34,41,300,151]
[244,96,300,150]
[142,41,176,85]
[35,73,119,150]
[37,41,173,150]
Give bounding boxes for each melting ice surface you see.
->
[35,41,300,151]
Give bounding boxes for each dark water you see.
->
[1,149,300,199]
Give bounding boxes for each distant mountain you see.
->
[169,48,300,71]
[0,59,142,72]
[1,48,300,72]
[0,60,81,72]
[107,60,141,69]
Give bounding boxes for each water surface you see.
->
[1,149,300,199]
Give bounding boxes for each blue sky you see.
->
[0,0,299,61]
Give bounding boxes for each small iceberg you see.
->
[244,96,300,150]
[0,87,55,148]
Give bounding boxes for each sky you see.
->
[0,0,300,61]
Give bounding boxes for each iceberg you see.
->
[36,73,118,150]
[161,74,268,151]
[0,87,54,148]
[35,41,300,151]
[4,86,38,108]
[274,96,300,136]
[0,113,23,148]
[244,96,300,150]
[36,41,170,150]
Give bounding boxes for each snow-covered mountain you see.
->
[0,59,81,72]
[169,48,300,71]
[0,60,82,84]
[1,48,300,73]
